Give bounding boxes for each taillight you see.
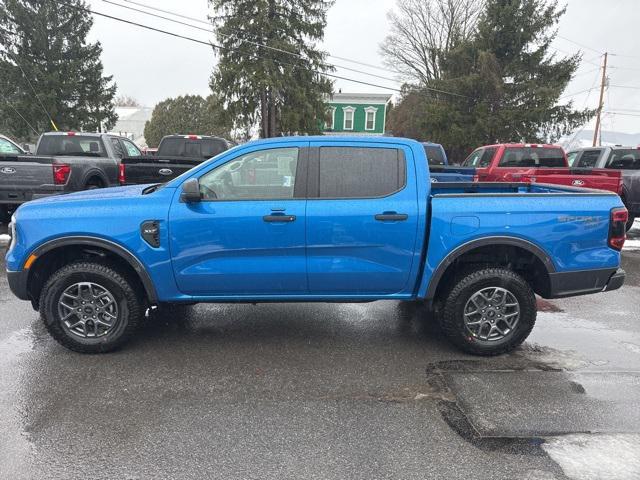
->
[609,207,628,251]
[53,164,71,185]
[119,163,126,185]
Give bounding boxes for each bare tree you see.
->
[114,95,141,108]
[380,0,484,85]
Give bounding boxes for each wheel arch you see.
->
[80,168,109,188]
[424,236,556,301]
[25,236,158,307]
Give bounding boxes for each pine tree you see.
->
[388,0,593,162]
[209,0,334,138]
[143,95,232,148]
[0,0,117,141]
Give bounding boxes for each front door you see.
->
[169,144,308,297]
[305,143,419,296]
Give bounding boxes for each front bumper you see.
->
[547,267,625,298]
[7,269,29,301]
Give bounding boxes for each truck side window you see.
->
[199,147,299,200]
[121,139,141,157]
[317,147,405,198]
[606,149,640,170]
[110,138,124,159]
[0,138,21,154]
[575,150,601,168]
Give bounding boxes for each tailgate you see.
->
[0,155,54,188]
[121,156,202,184]
[503,168,622,194]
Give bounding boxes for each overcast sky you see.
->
[87,0,640,134]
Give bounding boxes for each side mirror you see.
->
[22,144,31,154]
[180,178,201,203]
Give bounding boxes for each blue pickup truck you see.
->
[422,142,476,182]
[5,137,627,355]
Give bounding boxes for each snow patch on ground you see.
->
[543,434,640,480]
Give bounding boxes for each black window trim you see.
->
[192,146,309,203]
[119,138,142,157]
[306,145,408,200]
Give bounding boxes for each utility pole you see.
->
[593,52,608,147]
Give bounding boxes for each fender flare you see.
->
[29,236,158,304]
[424,236,556,299]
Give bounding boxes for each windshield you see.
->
[498,147,565,168]
[423,145,446,166]
[37,135,107,157]
[607,149,640,170]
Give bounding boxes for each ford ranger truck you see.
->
[464,143,623,195]
[5,137,627,355]
[568,146,640,231]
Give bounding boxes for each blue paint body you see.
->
[6,136,624,303]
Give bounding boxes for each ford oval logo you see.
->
[0,167,16,174]
[572,179,585,186]
[158,168,173,176]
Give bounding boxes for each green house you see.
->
[323,93,392,135]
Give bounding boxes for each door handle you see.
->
[375,213,408,221]
[263,214,296,223]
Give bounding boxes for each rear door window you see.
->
[317,147,405,198]
[423,145,445,166]
[498,147,565,167]
[463,148,495,168]
[202,139,228,158]
[110,138,124,159]
[158,138,185,156]
[574,150,602,168]
[606,149,640,170]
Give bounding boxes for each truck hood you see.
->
[29,184,153,205]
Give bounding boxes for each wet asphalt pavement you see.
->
[1,224,639,480]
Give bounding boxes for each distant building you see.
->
[323,93,392,135]
[108,106,153,147]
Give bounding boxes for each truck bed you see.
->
[430,181,616,196]
[120,156,202,185]
[0,154,60,204]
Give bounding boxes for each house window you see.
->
[343,106,355,130]
[364,107,377,131]
[326,107,336,130]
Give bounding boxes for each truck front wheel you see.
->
[39,262,143,353]
[439,268,536,356]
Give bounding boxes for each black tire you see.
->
[626,215,636,232]
[39,262,143,353]
[85,177,105,190]
[439,267,536,356]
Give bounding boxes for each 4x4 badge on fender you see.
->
[0,167,16,174]
[158,168,173,176]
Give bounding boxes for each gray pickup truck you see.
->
[0,132,142,222]
[568,146,640,230]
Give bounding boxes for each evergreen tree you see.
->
[0,0,117,141]
[143,95,232,147]
[387,0,593,161]
[209,0,334,138]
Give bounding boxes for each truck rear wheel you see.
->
[39,262,143,353]
[626,215,636,232]
[439,267,536,356]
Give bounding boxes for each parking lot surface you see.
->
[1,223,639,480]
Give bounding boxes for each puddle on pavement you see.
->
[0,328,37,479]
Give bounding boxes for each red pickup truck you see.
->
[463,144,622,194]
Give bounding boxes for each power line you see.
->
[118,0,405,77]
[101,0,405,85]
[604,111,640,117]
[609,84,640,91]
[556,34,603,55]
[0,96,40,136]
[558,86,599,100]
[14,62,58,131]
[55,0,469,99]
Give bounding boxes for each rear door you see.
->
[490,146,567,181]
[306,142,418,295]
[169,143,309,296]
